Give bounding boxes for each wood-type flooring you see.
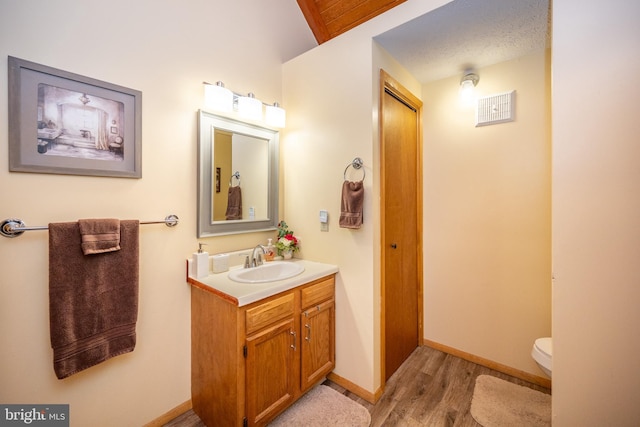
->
[164,345,551,426]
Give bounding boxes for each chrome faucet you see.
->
[250,245,266,268]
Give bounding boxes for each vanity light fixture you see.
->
[203,81,286,128]
[204,81,233,112]
[459,72,479,104]
[265,102,286,128]
[237,92,263,121]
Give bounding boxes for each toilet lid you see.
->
[535,338,552,356]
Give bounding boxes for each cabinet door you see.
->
[301,299,335,392]
[245,318,296,426]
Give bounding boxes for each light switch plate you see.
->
[320,210,329,232]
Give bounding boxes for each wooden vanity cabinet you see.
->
[300,278,335,392]
[245,293,297,425]
[191,274,335,427]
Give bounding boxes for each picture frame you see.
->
[8,56,142,178]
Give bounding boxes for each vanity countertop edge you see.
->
[187,259,339,307]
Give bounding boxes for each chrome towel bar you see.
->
[1,214,179,238]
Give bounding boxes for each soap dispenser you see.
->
[264,238,275,261]
[193,243,209,278]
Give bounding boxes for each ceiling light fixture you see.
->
[459,72,479,104]
[203,81,286,128]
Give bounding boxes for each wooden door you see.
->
[300,299,335,391]
[380,70,423,382]
[245,319,296,426]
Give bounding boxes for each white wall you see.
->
[422,50,552,376]
[282,0,456,394]
[232,134,269,219]
[552,1,640,425]
[283,35,378,391]
[284,0,640,422]
[5,0,638,423]
[0,0,315,425]
[284,0,551,395]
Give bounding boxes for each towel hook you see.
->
[343,157,365,181]
[229,171,241,187]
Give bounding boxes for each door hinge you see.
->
[243,417,248,427]
[243,345,247,358]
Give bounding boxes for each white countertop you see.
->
[187,259,339,306]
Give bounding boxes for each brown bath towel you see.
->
[78,218,120,255]
[49,220,139,379]
[225,186,243,220]
[339,180,364,229]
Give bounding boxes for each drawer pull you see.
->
[304,324,311,342]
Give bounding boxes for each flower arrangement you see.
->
[275,221,299,256]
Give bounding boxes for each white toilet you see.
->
[531,337,552,378]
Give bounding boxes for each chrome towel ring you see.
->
[229,171,241,187]
[343,157,365,181]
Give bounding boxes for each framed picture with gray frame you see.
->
[8,56,142,178]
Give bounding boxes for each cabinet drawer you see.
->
[246,293,295,335]
[301,276,335,310]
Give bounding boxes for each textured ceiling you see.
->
[373,0,551,83]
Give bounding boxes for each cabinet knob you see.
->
[391,243,397,249]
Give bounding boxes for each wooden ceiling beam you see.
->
[297,0,406,44]
[297,0,332,44]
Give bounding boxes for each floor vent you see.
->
[476,90,515,127]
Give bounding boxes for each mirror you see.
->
[197,110,279,237]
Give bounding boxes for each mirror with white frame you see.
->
[197,110,279,237]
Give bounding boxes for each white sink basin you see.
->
[228,261,305,284]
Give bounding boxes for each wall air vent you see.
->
[476,90,515,127]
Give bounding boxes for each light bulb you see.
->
[265,102,286,128]
[459,80,475,103]
[204,81,233,112]
[238,93,263,121]
[459,73,479,105]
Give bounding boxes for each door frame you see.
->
[379,69,424,386]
